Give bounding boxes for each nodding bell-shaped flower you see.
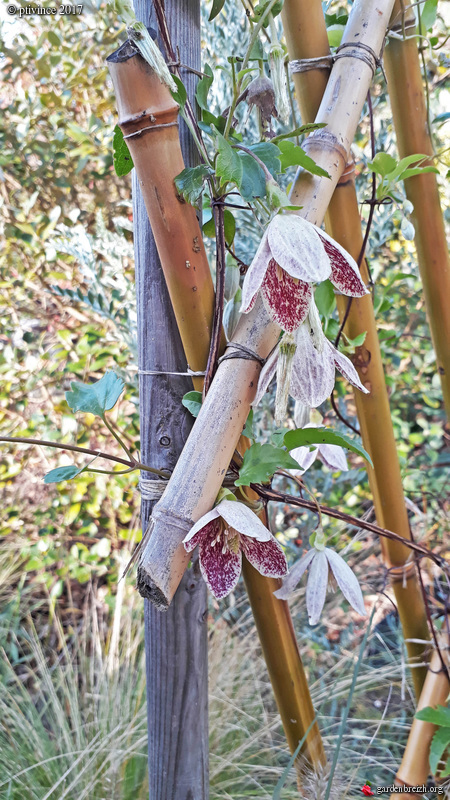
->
[274,528,366,625]
[268,43,290,124]
[240,214,367,333]
[255,299,369,421]
[183,498,287,600]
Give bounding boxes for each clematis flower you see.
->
[183,498,287,600]
[274,532,366,625]
[240,214,367,333]
[255,299,369,418]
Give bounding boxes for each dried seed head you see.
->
[246,75,278,135]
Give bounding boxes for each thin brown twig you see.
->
[0,435,169,476]
[251,482,449,570]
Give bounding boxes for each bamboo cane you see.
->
[390,643,450,799]
[107,41,219,389]
[281,0,430,698]
[128,0,395,606]
[384,2,450,421]
[108,36,325,770]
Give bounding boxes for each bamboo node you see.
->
[302,131,348,168]
[123,121,179,141]
[389,560,417,585]
[289,55,333,74]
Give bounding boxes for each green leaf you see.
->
[66,372,124,418]
[242,409,254,440]
[209,0,226,21]
[346,331,367,347]
[251,142,281,177]
[196,64,214,111]
[416,705,450,727]
[112,125,133,177]
[271,122,327,143]
[224,209,236,246]
[327,24,345,47]
[387,153,430,182]
[171,75,187,107]
[251,0,284,25]
[277,140,330,178]
[237,143,280,201]
[215,133,243,186]
[235,443,300,487]
[400,166,438,180]
[182,390,203,417]
[430,727,450,775]
[315,280,336,317]
[44,464,85,484]
[433,112,450,125]
[248,37,264,61]
[367,152,397,177]
[283,427,373,467]
[420,0,438,31]
[238,153,266,200]
[174,165,212,205]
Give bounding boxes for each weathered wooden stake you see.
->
[132,0,208,797]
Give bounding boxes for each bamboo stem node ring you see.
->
[289,55,334,74]
[123,121,179,140]
[302,130,348,168]
[388,559,418,585]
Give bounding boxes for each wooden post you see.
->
[132,0,208,797]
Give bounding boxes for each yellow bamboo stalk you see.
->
[390,643,450,799]
[281,0,430,697]
[108,39,325,769]
[132,0,395,604]
[384,3,450,421]
[107,45,218,390]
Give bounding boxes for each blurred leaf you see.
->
[196,64,214,110]
[420,0,438,31]
[242,409,254,439]
[209,0,226,20]
[171,75,187,107]
[315,280,336,316]
[44,465,85,484]
[327,25,345,46]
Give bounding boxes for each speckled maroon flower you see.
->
[241,214,367,333]
[183,499,287,600]
[254,300,369,415]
